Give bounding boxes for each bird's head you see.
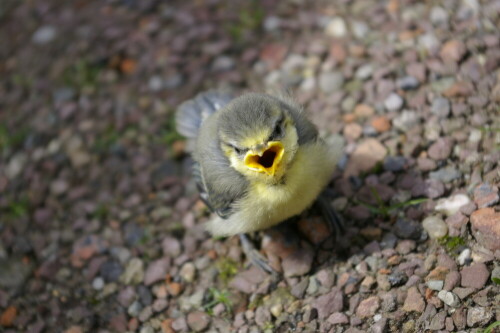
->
[218,94,300,184]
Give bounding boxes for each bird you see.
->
[176,91,344,272]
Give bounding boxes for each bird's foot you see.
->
[316,192,345,240]
[239,234,278,275]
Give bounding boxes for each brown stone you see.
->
[371,116,391,132]
[470,208,500,251]
[403,287,425,313]
[440,40,467,62]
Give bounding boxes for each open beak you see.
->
[244,141,284,176]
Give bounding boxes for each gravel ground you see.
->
[1,0,499,332]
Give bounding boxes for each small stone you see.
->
[430,6,449,25]
[118,286,136,307]
[435,194,471,216]
[457,249,471,266]
[139,306,153,322]
[92,277,104,290]
[354,104,375,118]
[325,17,347,37]
[422,215,448,239]
[327,312,349,324]
[428,137,453,160]
[394,219,422,240]
[440,40,467,63]
[444,271,461,290]
[120,258,144,285]
[417,157,437,171]
[397,76,420,90]
[282,245,314,277]
[187,311,210,332]
[473,183,499,208]
[403,287,425,313]
[343,123,363,140]
[270,304,282,318]
[426,280,444,291]
[384,93,404,111]
[470,208,500,251]
[162,236,181,257]
[392,110,419,132]
[355,64,373,80]
[345,139,387,177]
[429,166,462,183]
[430,98,451,118]
[371,116,391,132]
[466,307,493,327]
[180,262,196,283]
[383,156,406,172]
[356,296,380,318]
[319,71,344,93]
[461,263,489,288]
[429,311,446,331]
[312,288,344,319]
[32,25,56,44]
[100,260,123,282]
[144,258,170,286]
[255,306,271,327]
[437,290,460,307]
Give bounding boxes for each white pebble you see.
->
[434,194,471,216]
[438,290,461,307]
[426,280,444,291]
[384,93,404,111]
[92,277,105,290]
[457,248,471,265]
[422,215,448,239]
[325,17,347,37]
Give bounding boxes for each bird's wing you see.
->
[175,91,233,139]
[192,159,245,219]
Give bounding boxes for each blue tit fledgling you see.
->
[176,92,343,237]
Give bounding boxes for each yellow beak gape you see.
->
[244,141,284,176]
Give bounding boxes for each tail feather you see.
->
[176,91,233,138]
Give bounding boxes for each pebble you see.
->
[403,287,425,313]
[466,307,493,327]
[144,258,170,286]
[0,258,32,290]
[355,64,373,80]
[343,123,363,140]
[437,290,461,307]
[5,153,27,180]
[327,312,349,324]
[426,280,444,291]
[344,138,387,177]
[282,246,314,277]
[394,219,422,240]
[434,194,471,216]
[444,271,461,290]
[430,6,449,25]
[32,25,56,44]
[460,263,490,289]
[371,116,391,132]
[422,216,448,239]
[428,137,453,161]
[324,17,347,37]
[383,156,406,172]
[429,166,461,183]
[355,296,380,318]
[92,277,104,290]
[120,258,145,285]
[457,249,471,266]
[470,208,500,251]
[312,288,344,319]
[392,111,419,132]
[397,76,419,90]
[100,260,123,282]
[473,183,499,208]
[319,71,344,93]
[384,93,404,112]
[430,98,451,118]
[440,40,467,63]
[180,262,196,283]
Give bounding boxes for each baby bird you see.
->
[176,92,343,271]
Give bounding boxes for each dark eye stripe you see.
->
[269,116,284,141]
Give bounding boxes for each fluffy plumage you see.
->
[176,92,341,236]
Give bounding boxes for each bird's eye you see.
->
[234,146,242,154]
[270,122,282,140]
